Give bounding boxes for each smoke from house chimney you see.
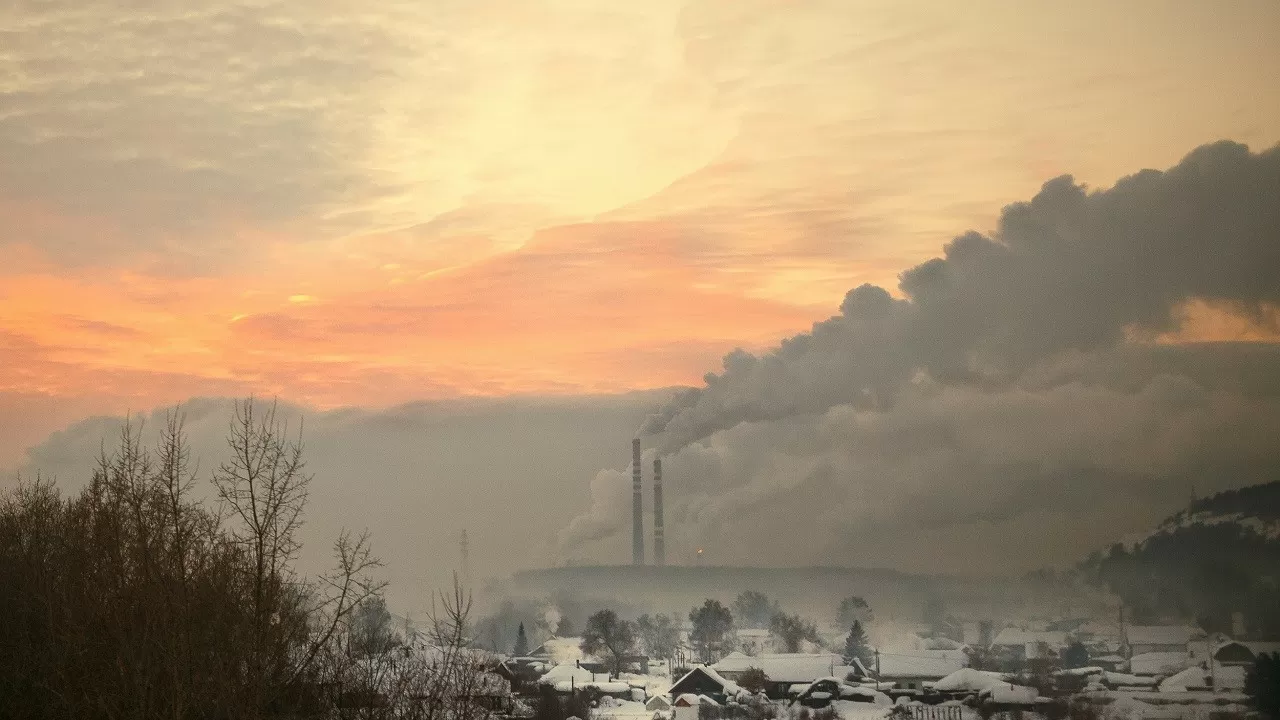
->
[632,438,643,566]
[653,456,665,566]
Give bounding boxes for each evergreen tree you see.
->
[844,621,873,668]
[1246,652,1280,720]
[514,622,530,656]
[1061,641,1089,669]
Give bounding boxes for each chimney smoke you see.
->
[632,438,644,566]
[653,457,665,566]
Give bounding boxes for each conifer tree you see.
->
[844,620,873,668]
[514,622,530,656]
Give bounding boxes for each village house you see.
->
[666,666,743,706]
[712,652,852,699]
[645,694,672,712]
[990,628,1068,664]
[1122,625,1204,657]
[672,693,719,720]
[872,652,966,692]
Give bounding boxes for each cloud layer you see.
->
[4,1,1280,443]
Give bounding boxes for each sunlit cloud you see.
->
[1,0,1279,468]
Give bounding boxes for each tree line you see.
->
[565,591,874,675]
[0,400,492,720]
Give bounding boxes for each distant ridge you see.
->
[1160,479,1280,539]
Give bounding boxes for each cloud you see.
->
[557,142,1280,570]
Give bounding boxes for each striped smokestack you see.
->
[632,438,644,566]
[653,457,665,566]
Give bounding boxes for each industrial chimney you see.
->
[632,438,644,566]
[653,457,665,566]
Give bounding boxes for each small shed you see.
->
[646,695,672,711]
[1213,641,1256,667]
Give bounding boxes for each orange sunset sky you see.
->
[3,0,1280,467]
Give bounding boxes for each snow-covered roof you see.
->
[922,637,966,651]
[712,652,845,682]
[981,684,1038,705]
[552,680,629,694]
[1128,652,1191,676]
[875,653,965,680]
[1102,671,1158,688]
[646,695,672,710]
[539,663,597,686]
[931,668,1011,693]
[668,665,743,696]
[1124,625,1203,647]
[1159,667,1209,692]
[991,628,1067,648]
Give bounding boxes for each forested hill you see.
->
[1081,479,1280,638]
[1163,479,1280,533]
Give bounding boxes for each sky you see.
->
[3,0,1280,606]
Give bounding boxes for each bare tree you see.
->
[581,609,636,677]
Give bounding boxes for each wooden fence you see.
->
[909,705,964,720]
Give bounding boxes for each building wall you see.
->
[1130,643,1186,656]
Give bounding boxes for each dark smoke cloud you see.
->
[645,141,1280,451]
[567,141,1280,569]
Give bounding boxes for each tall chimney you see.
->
[632,438,644,566]
[653,457,665,566]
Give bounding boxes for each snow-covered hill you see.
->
[1156,480,1280,540]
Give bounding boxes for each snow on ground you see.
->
[828,700,891,720]
[1083,690,1252,720]
[592,698,652,720]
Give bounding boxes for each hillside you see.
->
[1161,480,1280,538]
[1082,479,1280,637]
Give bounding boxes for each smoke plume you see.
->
[561,141,1280,570]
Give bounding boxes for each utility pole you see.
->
[875,648,881,680]
[460,529,471,589]
[1118,603,1128,659]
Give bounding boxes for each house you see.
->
[1212,641,1257,667]
[536,662,629,697]
[666,666,743,705]
[646,695,672,711]
[990,628,1068,664]
[1122,625,1204,657]
[493,659,544,695]
[873,652,966,692]
[672,693,719,720]
[712,652,848,699]
[1127,651,1192,677]
[793,677,880,708]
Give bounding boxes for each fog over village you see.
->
[2,1,1280,719]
